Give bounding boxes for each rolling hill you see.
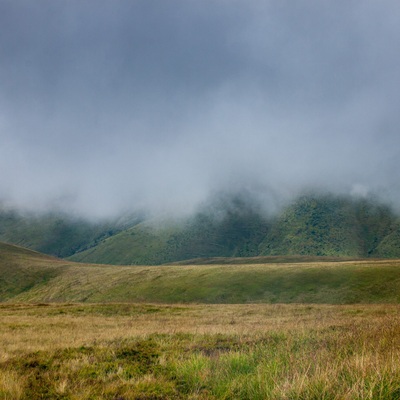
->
[0,242,67,301]
[1,241,400,304]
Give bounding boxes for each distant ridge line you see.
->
[163,255,363,265]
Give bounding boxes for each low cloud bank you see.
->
[1,1,399,217]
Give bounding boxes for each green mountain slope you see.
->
[70,193,399,265]
[69,197,269,265]
[0,207,143,258]
[1,242,400,304]
[374,221,400,258]
[1,193,399,265]
[258,195,397,257]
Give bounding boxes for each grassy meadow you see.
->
[2,242,400,398]
[1,303,400,399]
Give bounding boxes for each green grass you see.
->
[1,303,400,399]
[0,242,67,301]
[1,241,400,304]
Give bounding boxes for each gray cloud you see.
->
[1,0,400,217]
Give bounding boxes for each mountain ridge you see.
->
[1,192,399,265]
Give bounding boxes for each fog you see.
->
[1,1,400,217]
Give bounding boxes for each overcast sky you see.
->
[1,1,400,217]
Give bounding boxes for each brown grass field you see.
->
[1,302,400,399]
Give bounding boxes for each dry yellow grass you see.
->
[1,303,400,399]
[1,302,399,360]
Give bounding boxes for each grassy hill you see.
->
[0,242,68,301]
[1,242,400,304]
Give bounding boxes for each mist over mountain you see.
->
[1,1,400,217]
[1,191,399,264]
